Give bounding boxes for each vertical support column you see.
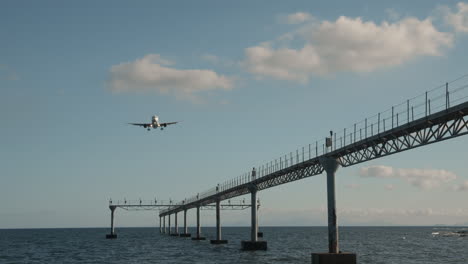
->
[407,100,410,124]
[106,206,117,239]
[211,199,227,244]
[163,215,166,234]
[241,168,267,250]
[325,158,339,253]
[354,124,356,143]
[192,205,205,240]
[425,91,428,117]
[216,200,221,240]
[312,157,356,264]
[257,199,263,238]
[196,206,200,236]
[446,82,449,109]
[111,207,115,235]
[378,113,380,133]
[171,212,179,236]
[184,209,187,234]
[251,189,258,242]
[168,214,171,235]
[159,216,162,233]
[175,212,179,235]
[365,118,367,138]
[179,209,191,237]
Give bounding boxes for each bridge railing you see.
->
[175,74,468,208]
[109,199,173,206]
[333,77,468,151]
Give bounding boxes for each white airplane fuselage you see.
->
[151,115,160,128]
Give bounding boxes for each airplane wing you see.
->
[160,121,178,127]
[129,123,151,128]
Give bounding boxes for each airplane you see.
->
[129,115,178,131]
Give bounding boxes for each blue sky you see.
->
[1,0,468,228]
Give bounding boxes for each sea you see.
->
[1,226,467,264]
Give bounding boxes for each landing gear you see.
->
[161,127,164,130]
[147,128,151,131]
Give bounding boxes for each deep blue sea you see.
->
[1,226,467,263]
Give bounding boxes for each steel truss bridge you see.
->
[163,78,468,211]
[106,199,253,240]
[107,74,468,258]
[109,199,252,211]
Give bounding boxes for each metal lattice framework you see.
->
[112,204,172,211]
[109,200,251,212]
[335,102,468,166]
[159,73,468,217]
[199,204,252,211]
[159,201,252,214]
[256,162,324,191]
[109,199,173,211]
[162,101,467,216]
[107,76,468,253]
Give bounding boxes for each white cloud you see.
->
[244,15,453,82]
[445,2,468,32]
[280,12,313,24]
[108,54,233,102]
[359,165,457,190]
[244,44,321,83]
[360,165,394,178]
[452,180,468,191]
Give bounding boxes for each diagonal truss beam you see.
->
[161,102,468,216]
[334,105,468,167]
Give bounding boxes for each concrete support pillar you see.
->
[110,207,116,235]
[159,216,162,233]
[250,189,258,242]
[321,157,340,253]
[106,206,117,239]
[175,212,179,234]
[180,209,191,237]
[168,214,171,235]
[312,157,356,264]
[211,199,227,244]
[196,206,200,236]
[192,205,205,240]
[216,200,221,240]
[171,212,179,236]
[257,200,263,238]
[184,209,188,234]
[163,215,166,234]
[241,168,267,250]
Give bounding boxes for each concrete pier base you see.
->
[210,239,228,244]
[257,232,263,238]
[311,253,356,264]
[106,206,117,239]
[241,241,267,251]
[191,236,206,240]
[106,234,117,239]
[179,233,191,237]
